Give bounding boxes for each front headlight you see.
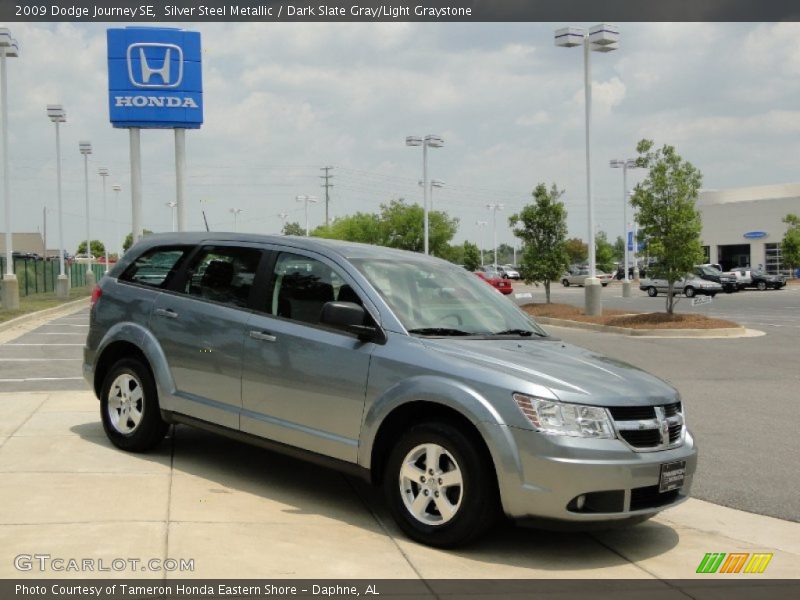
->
[513,393,616,439]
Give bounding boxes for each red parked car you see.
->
[474,271,513,295]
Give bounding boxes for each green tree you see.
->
[122,229,153,253]
[613,235,625,263]
[462,241,481,271]
[564,237,588,265]
[509,183,570,303]
[781,214,800,276]
[595,231,615,273]
[630,139,704,313]
[282,221,305,236]
[76,239,106,257]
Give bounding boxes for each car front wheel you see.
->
[647,286,658,297]
[383,421,498,548]
[684,287,696,298]
[757,281,767,291]
[562,279,570,287]
[100,358,169,452]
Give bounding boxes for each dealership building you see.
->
[697,183,799,275]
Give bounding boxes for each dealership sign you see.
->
[743,231,767,239]
[107,27,203,128]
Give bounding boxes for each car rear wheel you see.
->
[684,286,696,298]
[757,281,767,291]
[647,286,658,297]
[562,279,570,287]
[100,358,168,452]
[383,421,498,548]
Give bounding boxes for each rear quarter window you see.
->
[119,246,191,289]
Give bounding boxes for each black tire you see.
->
[647,286,658,297]
[756,281,767,291]
[100,358,168,452]
[709,293,717,298]
[562,279,570,287]
[383,421,498,548]
[601,283,608,287]
[684,286,696,298]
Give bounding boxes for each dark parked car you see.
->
[729,267,787,291]
[694,266,738,293]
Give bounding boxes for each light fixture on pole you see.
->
[555,23,619,316]
[610,158,639,296]
[406,134,444,255]
[78,141,95,286]
[278,211,289,234]
[229,207,242,232]
[296,195,318,236]
[165,201,177,232]
[486,203,504,268]
[419,178,444,211]
[476,220,487,266]
[47,104,69,298]
[111,184,122,259]
[98,167,110,273]
[0,28,20,309]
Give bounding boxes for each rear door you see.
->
[150,243,266,429]
[240,249,373,462]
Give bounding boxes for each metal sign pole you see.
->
[175,128,187,231]
[130,128,143,244]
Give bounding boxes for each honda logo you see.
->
[127,43,183,88]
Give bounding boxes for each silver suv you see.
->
[84,233,697,547]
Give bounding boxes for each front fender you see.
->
[94,321,176,401]
[358,375,524,500]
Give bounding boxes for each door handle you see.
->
[249,330,277,342]
[155,308,179,319]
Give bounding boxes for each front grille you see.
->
[630,485,681,511]
[608,402,684,452]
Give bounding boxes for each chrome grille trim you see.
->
[609,402,685,452]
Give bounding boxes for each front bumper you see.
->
[487,423,698,523]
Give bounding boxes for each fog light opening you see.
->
[575,494,586,510]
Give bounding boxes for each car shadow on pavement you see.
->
[71,421,680,574]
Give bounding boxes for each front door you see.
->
[241,250,373,462]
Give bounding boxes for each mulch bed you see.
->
[522,303,740,330]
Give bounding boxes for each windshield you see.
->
[351,258,547,337]
[699,267,718,276]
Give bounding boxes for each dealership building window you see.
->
[764,243,786,275]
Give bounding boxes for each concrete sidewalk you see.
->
[0,390,797,580]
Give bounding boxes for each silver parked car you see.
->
[561,267,612,287]
[84,233,697,547]
[640,273,722,298]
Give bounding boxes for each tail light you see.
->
[90,285,102,308]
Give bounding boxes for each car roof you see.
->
[130,232,446,264]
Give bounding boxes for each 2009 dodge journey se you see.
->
[84,233,697,547]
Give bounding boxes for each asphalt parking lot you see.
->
[0,298,798,579]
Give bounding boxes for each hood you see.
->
[421,337,678,407]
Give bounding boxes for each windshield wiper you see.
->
[408,327,474,337]
[491,328,546,337]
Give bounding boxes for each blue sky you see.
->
[3,22,800,252]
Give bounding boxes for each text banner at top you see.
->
[6,0,800,22]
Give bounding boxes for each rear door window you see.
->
[184,246,263,308]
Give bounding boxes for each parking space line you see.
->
[0,377,84,382]
[0,358,81,362]
[21,332,86,336]
[4,343,84,346]
[40,324,88,328]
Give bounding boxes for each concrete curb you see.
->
[0,297,88,335]
[534,315,752,338]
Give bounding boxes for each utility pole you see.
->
[320,166,333,227]
[42,206,47,259]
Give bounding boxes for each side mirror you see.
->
[320,301,383,343]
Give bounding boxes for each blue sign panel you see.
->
[107,27,203,129]
[627,231,633,251]
[743,231,767,239]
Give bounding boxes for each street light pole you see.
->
[278,212,289,234]
[112,184,122,259]
[78,141,94,286]
[229,208,242,232]
[47,104,69,298]
[419,179,444,211]
[555,23,619,316]
[486,203,503,268]
[406,135,444,255]
[98,167,109,273]
[296,195,318,236]
[166,202,177,232]
[610,158,638,297]
[0,28,19,309]
[476,220,487,267]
